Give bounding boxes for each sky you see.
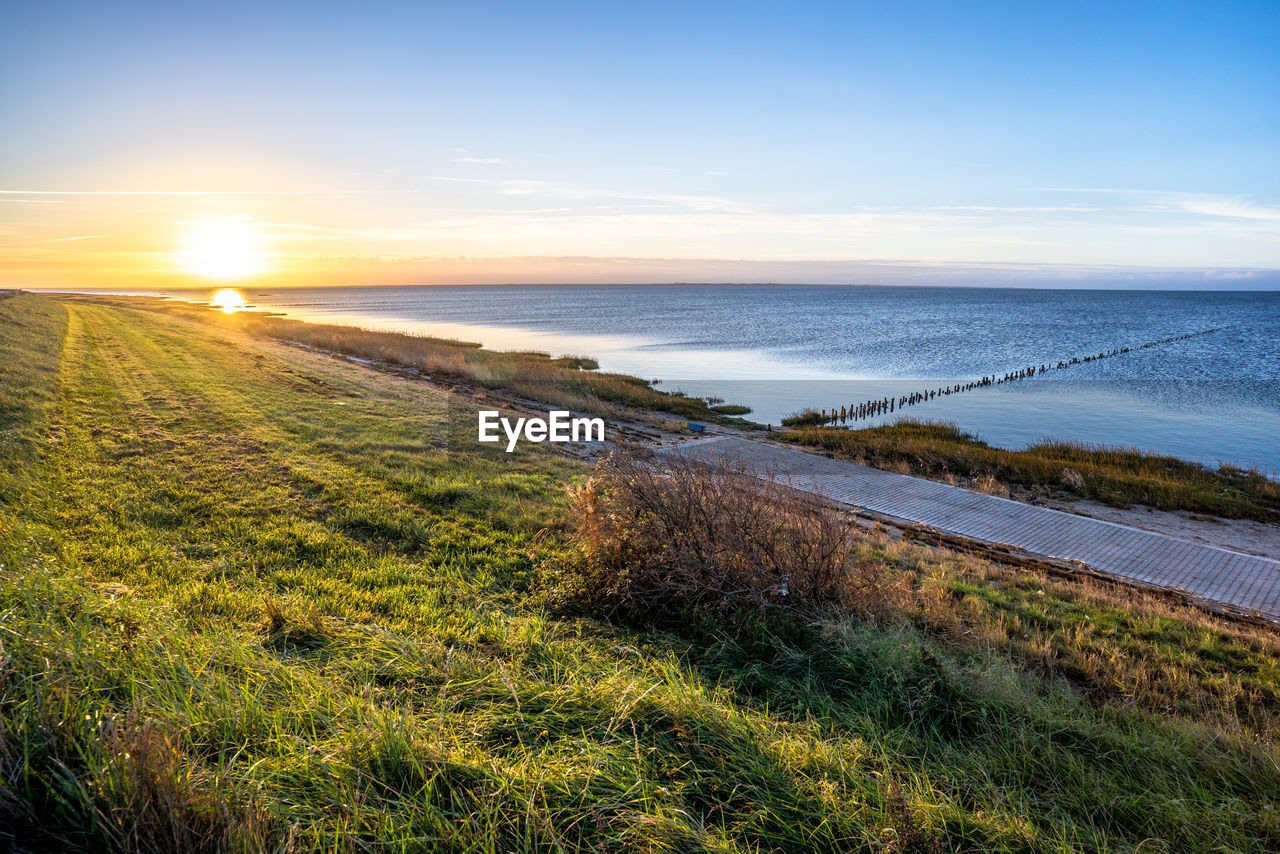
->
[2,0,1278,288]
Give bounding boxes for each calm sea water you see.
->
[68,285,1280,473]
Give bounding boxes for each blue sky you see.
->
[2,0,1278,286]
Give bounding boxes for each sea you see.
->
[50,285,1280,474]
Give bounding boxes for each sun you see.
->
[175,218,267,281]
[210,288,247,313]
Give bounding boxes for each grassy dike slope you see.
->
[1,293,1278,852]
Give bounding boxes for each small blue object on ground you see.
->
[687,422,706,433]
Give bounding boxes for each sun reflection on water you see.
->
[210,288,247,313]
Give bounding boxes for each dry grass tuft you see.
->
[256,599,331,651]
[0,704,277,853]
[93,718,275,854]
[562,452,909,622]
[973,473,1010,497]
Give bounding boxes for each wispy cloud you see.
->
[6,176,1277,273]
[1166,196,1280,222]
[451,157,509,164]
[937,205,1099,214]
[416,175,759,213]
[1040,188,1280,223]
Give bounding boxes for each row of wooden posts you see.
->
[806,327,1222,426]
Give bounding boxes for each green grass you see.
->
[1,293,1278,852]
[778,419,1280,522]
[66,293,753,428]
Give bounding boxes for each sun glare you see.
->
[210,288,247,313]
[175,218,266,281]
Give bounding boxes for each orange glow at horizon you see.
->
[174,218,267,281]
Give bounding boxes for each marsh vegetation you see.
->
[780,419,1280,522]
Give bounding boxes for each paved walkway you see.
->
[666,436,1280,623]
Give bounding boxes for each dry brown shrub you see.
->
[1059,466,1086,492]
[973,474,1010,498]
[564,451,905,621]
